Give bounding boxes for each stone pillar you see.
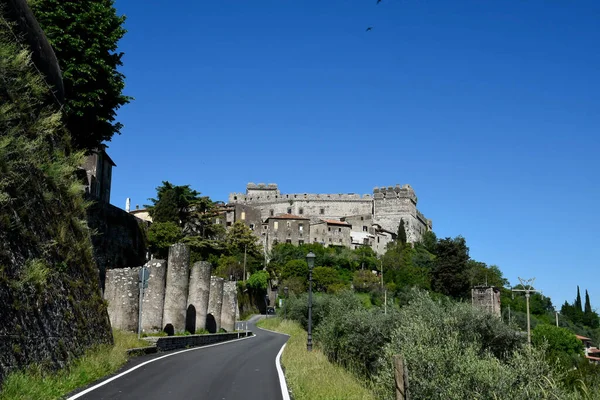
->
[186,261,212,333]
[104,267,141,331]
[162,243,190,333]
[206,277,224,333]
[220,281,238,332]
[141,259,167,332]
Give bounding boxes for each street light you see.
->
[284,286,289,320]
[306,252,316,351]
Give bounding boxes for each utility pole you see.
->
[556,311,559,327]
[243,244,247,281]
[512,277,539,347]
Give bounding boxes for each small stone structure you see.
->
[471,286,501,317]
[221,281,238,332]
[141,259,167,332]
[207,277,225,333]
[162,244,191,332]
[104,244,239,335]
[104,266,141,331]
[187,261,212,332]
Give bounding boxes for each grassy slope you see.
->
[0,331,148,400]
[257,317,376,400]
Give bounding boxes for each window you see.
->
[360,216,364,221]
[287,208,292,214]
[299,224,303,232]
[215,218,220,224]
[286,239,292,244]
[377,237,380,243]
[249,224,254,231]
[274,221,279,231]
[363,238,369,245]
[241,211,246,220]
[338,228,342,232]
[340,239,343,243]
[270,209,274,216]
[226,222,232,227]
[273,239,278,245]
[264,225,268,230]
[287,221,291,228]
[363,226,368,232]
[320,208,325,214]
[299,240,304,245]
[328,227,331,232]
[329,238,332,242]
[299,208,304,215]
[314,237,317,242]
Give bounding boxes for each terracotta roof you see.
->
[322,219,351,226]
[586,356,600,361]
[266,213,310,220]
[576,335,593,341]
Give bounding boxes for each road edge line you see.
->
[66,334,255,399]
[276,342,291,400]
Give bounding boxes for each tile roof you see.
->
[576,335,593,341]
[266,213,310,220]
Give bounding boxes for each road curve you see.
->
[70,316,289,400]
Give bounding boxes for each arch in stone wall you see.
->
[205,314,217,334]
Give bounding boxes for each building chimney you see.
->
[125,198,131,212]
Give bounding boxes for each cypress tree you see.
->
[397,218,407,245]
[585,290,592,314]
[576,286,583,312]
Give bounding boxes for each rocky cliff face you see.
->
[0,2,112,387]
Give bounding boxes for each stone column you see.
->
[162,243,190,333]
[186,261,212,332]
[104,267,141,331]
[206,277,224,333]
[141,259,167,333]
[220,281,238,332]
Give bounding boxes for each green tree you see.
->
[583,289,599,329]
[246,270,269,291]
[397,218,407,245]
[146,221,183,259]
[420,230,438,254]
[532,324,583,367]
[281,259,309,282]
[312,266,341,292]
[30,0,131,151]
[431,236,470,299]
[467,260,508,288]
[352,270,381,293]
[576,286,583,313]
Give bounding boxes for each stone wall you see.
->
[207,277,224,333]
[229,182,432,244]
[141,259,166,332]
[156,331,251,352]
[104,267,141,332]
[104,244,239,335]
[162,244,190,332]
[221,282,238,332]
[86,201,147,292]
[187,261,212,333]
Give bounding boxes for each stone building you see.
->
[263,214,310,252]
[471,286,501,317]
[228,182,432,245]
[81,145,115,203]
[310,219,352,248]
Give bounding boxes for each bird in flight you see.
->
[366,27,373,32]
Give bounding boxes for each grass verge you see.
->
[0,330,149,400]
[257,317,376,400]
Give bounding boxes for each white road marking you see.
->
[256,324,291,400]
[66,334,255,399]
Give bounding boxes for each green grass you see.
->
[0,330,150,400]
[257,317,376,400]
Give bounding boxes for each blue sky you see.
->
[108,0,599,309]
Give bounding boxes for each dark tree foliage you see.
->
[576,286,583,312]
[30,0,131,151]
[431,236,470,299]
[397,218,407,245]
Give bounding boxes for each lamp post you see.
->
[284,286,289,320]
[306,252,315,351]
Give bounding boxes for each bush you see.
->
[372,290,580,400]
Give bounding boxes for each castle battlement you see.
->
[227,182,431,243]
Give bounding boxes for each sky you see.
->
[108,0,600,309]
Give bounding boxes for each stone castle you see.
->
[224,183,432,255]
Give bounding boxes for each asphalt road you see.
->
[70,316,289,400]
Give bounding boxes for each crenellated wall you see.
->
[229,182,432,243]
